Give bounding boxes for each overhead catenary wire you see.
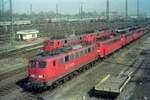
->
[137,0,139,17]
[106,0,109,20]
[125,0,128,19]
[10,0,14,46]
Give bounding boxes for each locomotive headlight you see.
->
[30,74,35,78]
[38,75,44,79]
[97,50,101,53]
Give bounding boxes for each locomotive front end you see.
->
[27,60,49,90]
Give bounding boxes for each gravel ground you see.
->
[0,57,27,75]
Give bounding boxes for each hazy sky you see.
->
[12,0,150,15]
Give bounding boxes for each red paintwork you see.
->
[42,34,85,51]
[132,28,144,40]
[43,40,62,51]
[97,36,123,57]
[84,34,95,43]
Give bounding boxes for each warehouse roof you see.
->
[16,29,39,35]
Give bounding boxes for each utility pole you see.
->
[125,0,128,19]
[80,3,83,20]
[10,0,14,46]
[106,0,109,20]
[79,7,81,18]
[55,4,58,35]
[0,1,1,19]
[56,4,58,18]
[30,4,32,21]
[78,3,84,33]
[106,0,110,30]
[137,0,139,17]
[1,0,4,20]
[55,4,62,34]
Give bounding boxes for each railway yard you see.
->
[0,20,149,100]
[1,0,150,100]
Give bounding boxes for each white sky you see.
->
[12,0,150,15]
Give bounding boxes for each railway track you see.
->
[0,29,149,100]
[0,50,34,81]
[0,43,42,60]
[0,81,20,97]
[0,44,42,81]
[0,66,26,81]
[0,72,26,98]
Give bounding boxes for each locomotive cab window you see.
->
[44,42,48,46]
[65,40,67,43]
[39,61,46,68]
[74,52,78,58]
[85,49,88,53]
[80,37,82,40]
[88,47,91,52]
[60,58,65,64]
[30,60,36,68]
[49,42,54,46]
[113,33,118,37]
[92,47,94,51]
[97,43,100,47]
[77,52,80,57]
[70,54,75,59]
[81,51,84,55]
[65,56,69,62]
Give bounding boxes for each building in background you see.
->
[16,29,39,41]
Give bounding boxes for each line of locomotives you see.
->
[27,26,145,90]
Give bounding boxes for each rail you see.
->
[0,43,42,59]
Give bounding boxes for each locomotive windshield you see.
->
[39,61,46,68]
[30,60,36,68]
[97,43,100,47]
[44,41,54,46]
[49,42,54,46]
[44,42,48,46]
[117,31,126,35]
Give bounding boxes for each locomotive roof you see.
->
[32,44,84,60]
[50,34,77,40]
[115,26,138,33]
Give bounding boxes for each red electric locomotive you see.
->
[43,34,85,51]
[28,43,98,89]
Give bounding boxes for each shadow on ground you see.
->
[88,87,118,100]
